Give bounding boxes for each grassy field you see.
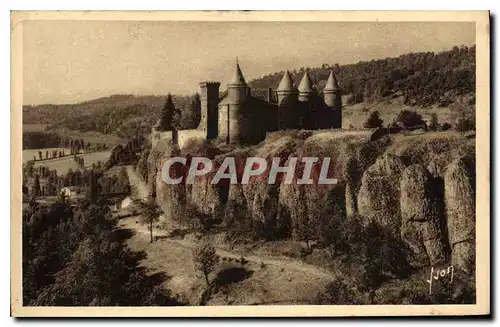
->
[23,124,49,132]
[23,148,73,164]
[118,216,335,305]
[342,95,455,129]
[27,150,111,174]
[23,124,125,147]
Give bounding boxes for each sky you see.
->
[22,20,475,105]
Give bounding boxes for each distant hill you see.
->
[23,46,475,139]
[249,45,475,108]
[23,94,197,139]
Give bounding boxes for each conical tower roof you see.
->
[277,70,295,92]
[297,71,313,93]
[229,59,246,86]
[324,70,340,92]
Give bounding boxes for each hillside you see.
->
[23,46,475,139]
[249,45,475,108]
[23,94,200,139]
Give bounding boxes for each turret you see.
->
[276,70,297,105]
[323,70,342,129]
[323,70,340,107]
[226,59,249,104]
[297,71,313,102]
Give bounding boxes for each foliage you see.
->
[249,45,475,107]
[314,280,364,304]
[23,199,180,306]
[429,113,439,131]
[363,111,384,128]
[192,242,220,286]
[393,110,426,129]
[451,96,475,132]
[140,199,162,243]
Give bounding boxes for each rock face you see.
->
[444,157,475,273]
[149,131,476,272]
[358,154,405,235]
[400,164,446,267]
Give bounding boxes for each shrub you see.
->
[192,242,220,286]
[429,113,439,131]
[363,111,384,128]
[439,122,452,131]
[297,130,313,140]
[314,280,364,304]
[455,117,475,133]
[394,110,425,128]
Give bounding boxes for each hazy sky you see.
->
[23,20,475,105]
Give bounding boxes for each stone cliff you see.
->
[146,130,475,273]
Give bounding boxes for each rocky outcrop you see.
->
[444,157,475,273]
[400,164,446,267]
[357,154,405,235]
[148,131,476,272]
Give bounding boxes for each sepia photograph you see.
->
[10,11,490,317]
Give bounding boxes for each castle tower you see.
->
[276,70,297,105]
[225,59,248,144]
[198,81,221,139]
[323,70,340,107]
[323,70,342,129]
[297,71,313,102]
[227,59,249,104]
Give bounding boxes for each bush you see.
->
[297,130,313,140]
[363,111,384,129]
[439,122,452,131]
[192,242,220,286]
[428,113,439,131]
[394,110,425,128]
[455,117,475,132]
[315,280,364,304]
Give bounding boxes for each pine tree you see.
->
[32,174,41,197]
[363,111,384,128]
[158,94,175,131]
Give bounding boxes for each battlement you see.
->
[199,81,221,87]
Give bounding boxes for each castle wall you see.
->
[177,130,206,148]
[151,128,205,150]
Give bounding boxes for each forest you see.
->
[249,45,475,107]
[22,195,181,305]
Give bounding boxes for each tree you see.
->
[429,113,439,131]
[32,174,41,197]
[140,199,162,243]
[452,97,475,133]
[192,242,219,286]
[157,93,175,131]
[182,93,201,129]
[363,111,384,128]
[38,151,42,160]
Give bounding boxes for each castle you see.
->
[152,60,342,148]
